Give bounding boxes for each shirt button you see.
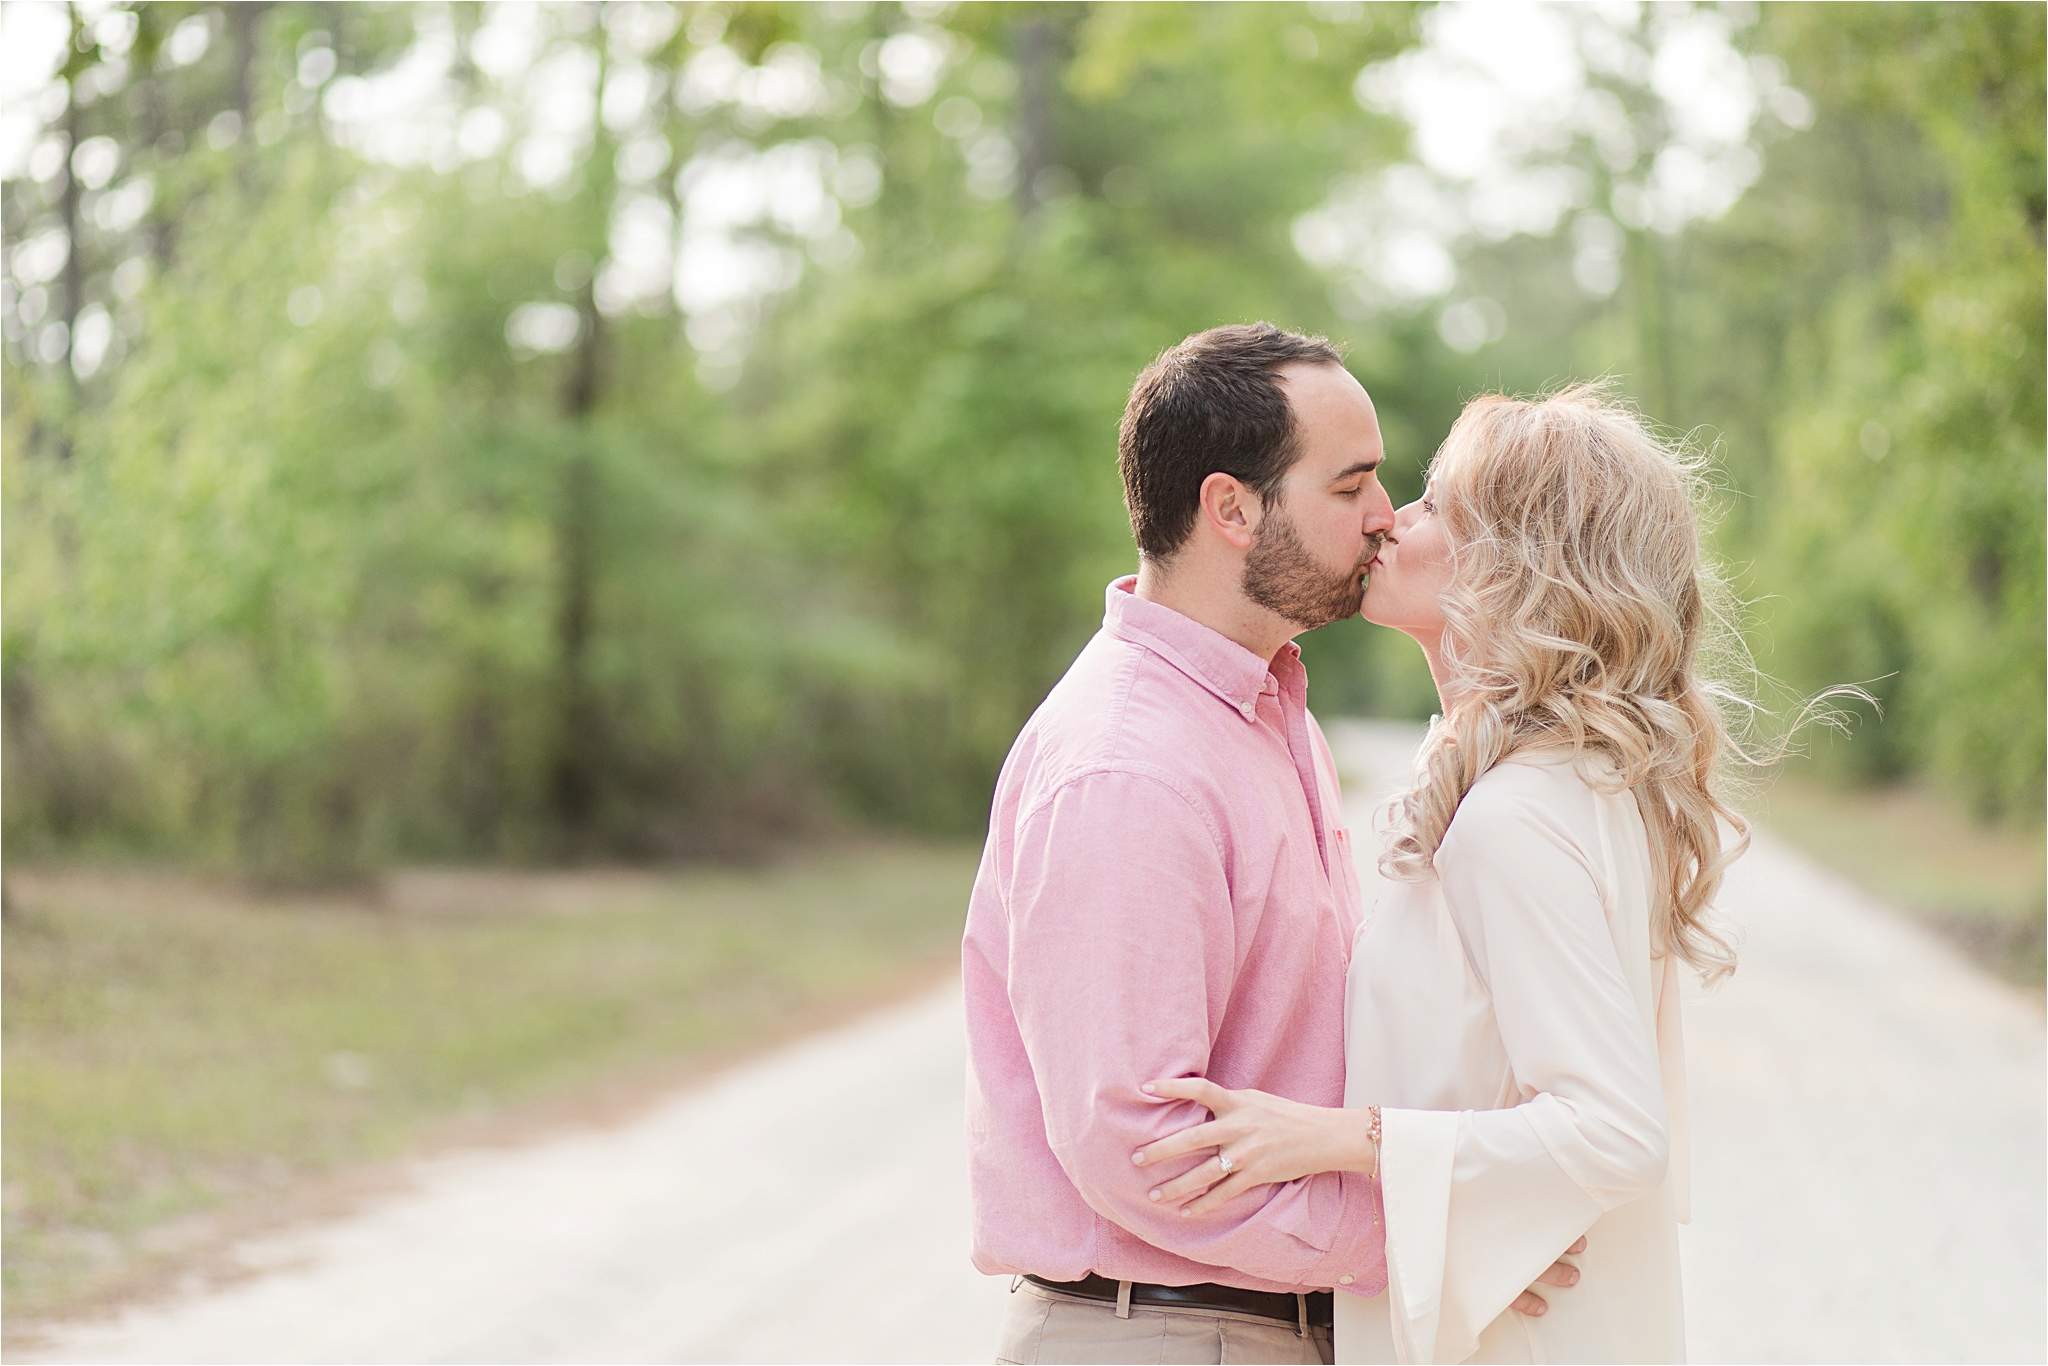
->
[1339,1275,1354,1285]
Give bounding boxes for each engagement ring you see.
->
[1218,1154,1234,1175]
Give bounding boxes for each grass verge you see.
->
[1,842,979,1328]
[1755,768,2045,990]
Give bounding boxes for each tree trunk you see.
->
[547,286,605,851]
[1012,19,1055,212]
[228,1,265,187]
[58,4,83,412]
[228,3,262,123]
[1627,230,1678,425]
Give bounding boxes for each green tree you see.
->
[1746,3,2045,818]
[5,2,2039,875]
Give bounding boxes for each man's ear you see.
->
[1198,471,1261,552]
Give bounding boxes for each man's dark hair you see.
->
[1117,323,1345,560]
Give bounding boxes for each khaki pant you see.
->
[996,1277,1335,1365]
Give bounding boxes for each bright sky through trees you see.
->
[1,1,1796,376]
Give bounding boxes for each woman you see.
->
[1133,385,1747,1363]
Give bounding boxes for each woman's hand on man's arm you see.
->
[1133,1076,1373,1215]
[1132,1075,1587,1317]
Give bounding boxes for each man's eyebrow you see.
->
[1331,458,1383,481]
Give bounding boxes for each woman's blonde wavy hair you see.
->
[1381,382,1754,982]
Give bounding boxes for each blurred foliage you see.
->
[1737,3,2046,817]
[2,1,2040,878]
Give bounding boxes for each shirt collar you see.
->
[1102,576,1298,724]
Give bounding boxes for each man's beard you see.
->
[1241,510,1376,631]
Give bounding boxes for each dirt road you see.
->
[26,722,2044,1364]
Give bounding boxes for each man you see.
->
[962,325,1572,1364]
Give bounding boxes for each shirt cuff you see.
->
[1306,1169,1389,1296]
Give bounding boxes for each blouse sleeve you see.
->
[1377,771,1671,1365]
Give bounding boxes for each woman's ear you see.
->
[1198,471,1260,551]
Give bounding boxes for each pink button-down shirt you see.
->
[962,577,1388,1296]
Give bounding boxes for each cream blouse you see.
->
[1337,750,1691,1364]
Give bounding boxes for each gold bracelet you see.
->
[1368,1105,1383,1226]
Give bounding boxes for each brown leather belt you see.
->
[1024,1273,1334,1330]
